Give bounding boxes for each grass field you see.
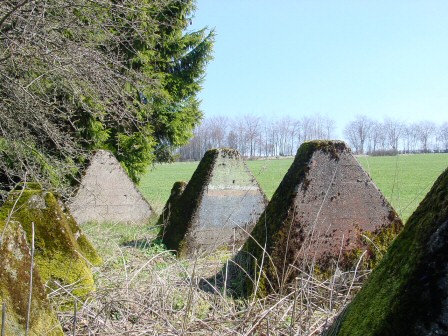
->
[357,154,448,222]
[139,153,448,222]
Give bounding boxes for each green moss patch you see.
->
[324,166,448,336]
[0,189,101,300]
[0,221,63,335]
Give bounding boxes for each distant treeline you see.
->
[177,114,448,160]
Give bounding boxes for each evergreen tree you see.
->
[109,0,215,180]
[0,0,214,192]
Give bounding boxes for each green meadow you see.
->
[139,153,448,223]
[356,154,448,222]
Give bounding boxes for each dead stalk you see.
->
[25,221,34,336]
[223,259,228,298]
[290,277,299,336]
[72,300,77,336]
[1,177,26,242]
[1,302,6,336]
[181,257,198,335]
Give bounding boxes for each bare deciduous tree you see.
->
[178,111,447,159]
[243,114,261,157]
[344,115,373,154]
[438,122,448,152]
[416,121,436,153]
[383,119,404,153]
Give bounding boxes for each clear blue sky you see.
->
[190,1,448,137]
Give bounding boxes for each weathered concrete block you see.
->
[0,186,102,300]
[322,166,448,336]
[69,150,152,224]
[0,221,64,335]
[245,140,403,294]
[160,148,267,257]
[158,181,188,226]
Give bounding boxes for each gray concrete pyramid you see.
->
[69,150,152,224]
[160,148,267,257]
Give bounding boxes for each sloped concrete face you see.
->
[69,150,152,224]
[160,148,267,257]
[245,140,403,294]
[158,181,188,227]
[0,186,102,300]
[0,222,63,335]
[323,166,448,336]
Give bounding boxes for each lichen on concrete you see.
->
[160,148,267,257]
[323,166,448,336]
[0,221,63,335]
[242,140,403,296]
[0,188,101,300]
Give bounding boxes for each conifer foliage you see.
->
[0,0,214,192]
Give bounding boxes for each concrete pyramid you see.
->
[323,166,448,336]
[158,181,188,227]
[0,185,102,300]
[245,140,403,294]
[69,150,152,224]
[160,148,267,257]
[0,221,63,335]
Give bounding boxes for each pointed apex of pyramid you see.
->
[69,150,152,224]
[245,140,403,294]
[160,148,267,257]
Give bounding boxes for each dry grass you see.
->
[48,220,370,336]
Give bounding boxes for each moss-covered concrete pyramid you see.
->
[158,181,188,226]
[0,185,102,299]
[323,166,448,336]
[0,221,63,335]
[69,150,152,224]
[160,148,267,257]
[244,140,403,294]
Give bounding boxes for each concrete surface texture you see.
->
[158,181,188,226]
[245,140,403,294]
[0,222,63,335]
[69,150,152,224]
[0,187,102,299]
[161,148,267,257]
[323,166,448,336]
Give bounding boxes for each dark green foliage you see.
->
[128,0,215,164]
[0,0,214,193]
[324,166,448,336]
